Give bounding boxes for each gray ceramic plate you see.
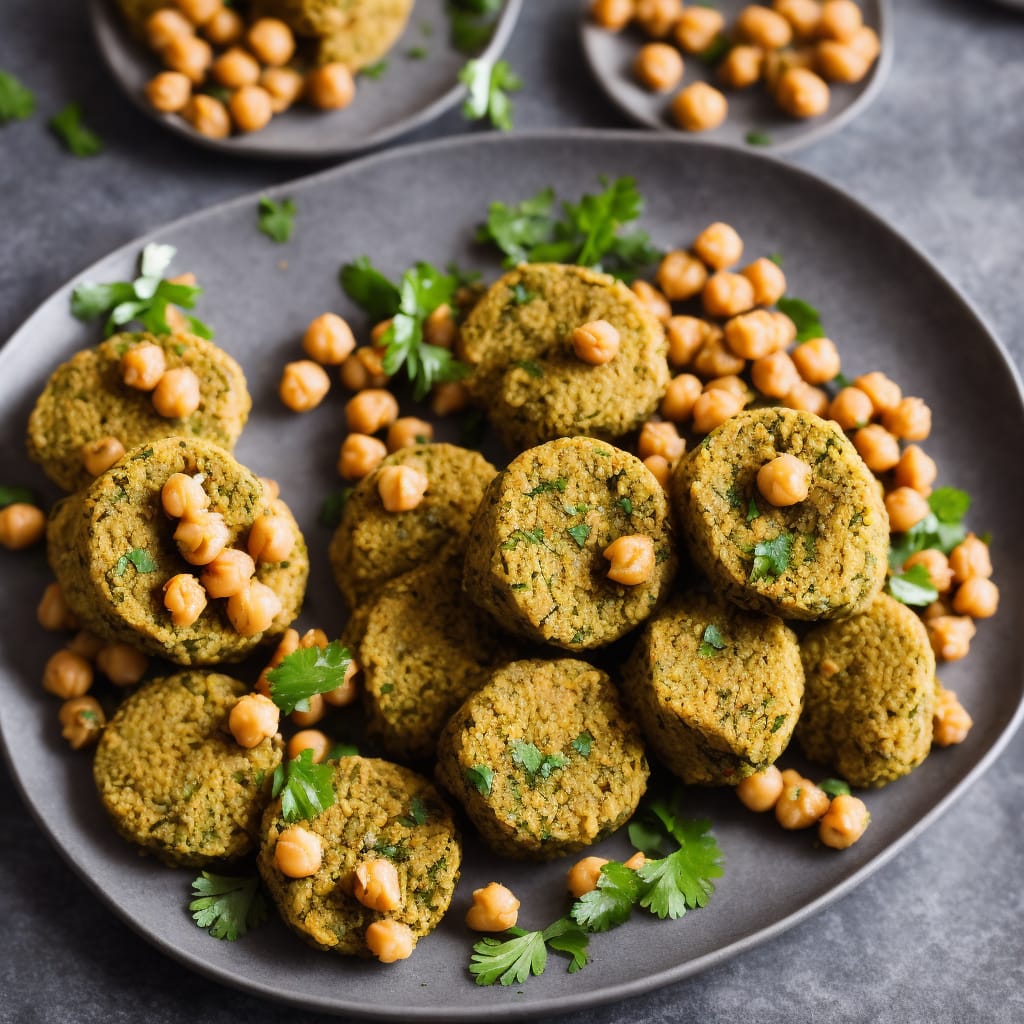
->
[90,0,521,158]
[1,131,1022,1021]
[580,0,892,152]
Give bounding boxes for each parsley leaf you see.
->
[635,818,723,920]
[567,523,591,548]
[526,477,567,497]
[465,764,494,795]
[698,623,725,658]
[571,731,593,757]
[929,486,971,524]
[271,749,335,822]
[469,917,589,986]
[477,187,556,266]
[267,640,351,714]
[746,496,760,523]
[750,533,794,582]
[362,59,388,79]
[398,796,429,827]
[818,778,851,799]
[49,103,102,156]
[113,547,157,577]
[460,58,521,131]
[887,488,972,569]
[0,70,35,123]
[887,562,939,607]
[776,296,825,343]
[698,34,731,65]
[448,0,502,53]
[510,740,567,786]
[571,861,640,932]
[746,130,773,146]
[339,256,402,321]
[0,485,35,509]
[257,196,296,244]
[189,872,267,941]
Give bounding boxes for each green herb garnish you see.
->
[328,742,359,759]
[319,487,353,528]
[571,731,593,757]
[0,485,34,508]
[398,796,430,827]
[698,34,731,65]
[465,764,494,796]
[571,862,641,933]
[510,282,535,305]
[469,917,589,986]
[460,57,521,131]
[257,196,296,243]
[189,872,267,941]
[746,496,760,523]
[501,527,546,550]
[271,749,336,822]
[510,740,567,786]
[362,60,389,79]
[698,624,726,658]
[776,296,824,343]
[567,523,591,548]
[50,103,102,156]
[887,487,972,569]
[887,562,939,607]
[113,547,157,577]
[407,46,428,59]
[749,533,794,582]
[0,70,35,123]
[526,477,567,497]
[448,0,502,54]
[267,640,352,715]
[746,131,773,146]
[818,778,851,799]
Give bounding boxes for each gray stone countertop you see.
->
[1,1,1023,1022]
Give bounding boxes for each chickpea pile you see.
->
[139,1,357,139]
[591,0,882,132]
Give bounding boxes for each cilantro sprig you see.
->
[71,243,211,339]
[113,547,157,577]
[49,103,102,156]
[272,749,336,822]
[0,70,35,123]
[469,917,589,986]
[460,58,521,131]
[267,640,351,715]
[510,740,567,786]
[749,532,794,582]
[257,196,297,243]
[571,862,641,933]
[189,872,267,941]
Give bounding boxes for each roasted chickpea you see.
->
[673,6,724,52]
[657,250,708,302]
[772,0,821,39]
[724,310,780,360]
[827,385,873,430]
[718,45,764,89]
[775,770,830,829]
[949,534,992,583]
[422,303,458,350]
[247,17,295,66]
[634,42,684,92]
[230,85,273,133]
[638,421,686,462]
[465,882,520,932]
[818,0,862,41]
[182,94,230,138]
[145,8,194,50]
[705,375,751,400]
[322,657,360,707]
[353,859,403,912]
[152,366,201,418]
[226,579,282,637]
[691,388,745,433]
[371,320,393,347]
[665,315,709,367]
[693,222,744,270]
[279,360,330,412]
[260,66,305,113]
[387,417,434,453]
[567,856,608,898]
[163,573,207,627]
[891,444,936,495]
[160,33,213,85]
[790,337,840,385]
[345,389,399,434]
[623,851,647,871]
[818,793,870,850]
[68,630,104,660]
[816,40,871,83]
[854,371,902,414]
[702,271,756,318]
[211,46,260,88]
[660,373,703,422]
[336,433,387,480]
[852,424,900,473]
[737,5,793,48]
[752,350,801,398]
[932,686,973,747]
[377,465,430,513]
[340,347,389,391]
[287,728,331,763]
[736,765,784,811]
[882,396,931,441]
[739,257,786,307]
[274,825,323,878]
[630,280,672,324]
[572,319,621,364]
[758,453,811,506]
[175,510,230,566]
[305,63,355,109]
[783,380,829,416]
[671,80,728,132]
[199,548,255,598]
[591,0,635,31]
[926,615,976,662]
[952,577,999,619]
[885,487,930,533]
[290,692,326,728]
[81,436,126,477]
[634,0,682,37]
[248,515,294,564]
[144,70,192,113]
[604,534,656,585]
[848,25,881,61]
[161,472,209,519]
[365,920,415,963]
[121,341,168,391]
[202,5,243,45]
[903,549,954,593]
[43,649,93,699]
[692,332,746,379]
[0,503,46,550]
[643,454,672,490]
[431,381,470,416]
[96,643,148,686]
[38,582,78,632]
[175,0,220,25]
[775,66,830,117]
[59,696,106,750]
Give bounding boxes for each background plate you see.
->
[0,131,1021,1021]
[580,0,892,152]
[90,0,521,159]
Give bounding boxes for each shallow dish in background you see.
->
[580,0,891,153]
[90,0,521,159]
[1,131,1021,1019]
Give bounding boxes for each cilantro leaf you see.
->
[398,796,429,827]
[189,872,267,941]
[469,917,588,986]
[698,623,726,658]
[460,58,521,130]
[746,496,760,523]
[929,486,971,524]
[113,547,157,577]
[477,187,556,266]
[698,34,731,65]
[571,861,641,932]
[0,485,35,509]
[328,741,359,759]
[339,256,402,321]
[571,731,593,757]
[776,296,825,343]
[818,778,851,799]
[750,533,794,582]
[887,488,973,569]
[0,70,35,123]
[49,103,102,156]
[541,917,590,974]
[267,640,352,715]
[465,764,494,795]
[567,523,591,548]
[887,562,939,607]
[258,196,296,244]
[636,818,723,920]
[271,749,335,822]
[362,60,388,79]
[510,740,567,785]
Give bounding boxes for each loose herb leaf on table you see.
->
[460,58,521,131]
[258,196,297,243]
[50,103,102,156]
[189,872,267,941]
[469,917,589,986]
[0,70,35,123]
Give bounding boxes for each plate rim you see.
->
[3,127,1023,1021]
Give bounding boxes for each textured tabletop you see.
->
[2,1,1023,1022]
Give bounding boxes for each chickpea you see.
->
[854,371,902,414]
[932,686,973,747]
[783,380,829,416]
[774,770,830,829]
[322,657,360,707]
[279,360,330,413]
[634,0,682,37]
[259,477,280,502]
[591,0,634,31]
[387,417,434,453]
[145,8,194,50]
[638,421,686,462]
[68,630,104,660]
[377,465,430,513]
[818,0,862,41]
[718,45,764,90]
[274,825,323,878]
[182,94,230,138]
[789,338,839,386]
[572,319,621,365]
[736,765,784,812]
[466,882,520,932]
[152,366,201,418]
[903,549,954,594]
[818,793,870,849]
[287,728,331,763]
[692,332,746,379]
[161,473,209,520]
[827,386,873,430]
[885,487,930,533]
[255,627,299,698]
[340,347,390,391]
[160,33,213,85]
[121,341,168,392]
[175,0,219,25]
[229,85,274,134]
[248,515,294,564]
[852,424,900,473]
[882,397,931,442]
[949,534,992,583]
[772,0,821,39]
[226,579,282,637]
[817,40,871,83]
[345,388,399,434]
[926,615,976,662]
[737,5,793,48]
[693,222,744,271]
[702,271,756,319]
[410,306,453,353]
[630,280,672,324]
[848,25,881,62]
[0,503,45,550]
[738,259,785,308]
[775,66,830,118]
[260,66,305,113]
[723,310,779,360]
[623,851,646,871]
[335,433,386,481]
[604,534,656,585]
[144,70,192,113]
[371,320,393,347]
[567,856,609,898]
[38,582,78,632]
[203,5,243,46]
[657,251,708,302]
[211,46,259,89]
[96,643,148,686]
[81,436,126,477]
[199,548,255,599]
[751,350,801,398]
[704,375,751,400]
[43,649,94,699]
[305,63,355,110]
[163,573,208,627]
[660,373,703,422]
[691,388,745,434]
[59,696,106,750]
[757,454,811,506]
[353,859,403,912]
[674,7,725,53]
[923,598,951,621]
[634,43,684,92]
[671,81,728,132]
[290,692,326,728]
[175,510,230,565]
[299,628,329,651]
[247,16,295,66]
[365,920,415,964]
[643,454,672,490]
[952,577,999,619]
[665,315,709,367]
[892,444,936,495]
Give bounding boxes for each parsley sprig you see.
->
[460,58,521,130]
[0,70,35,123]
[272,749,336,821]
[71,243,211,339]
[887,486,972,572]
[49,103,102,156]
[189,872,267,941]
[258,196,297,243]
[267,640,351,715]
[469,917,589,986]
